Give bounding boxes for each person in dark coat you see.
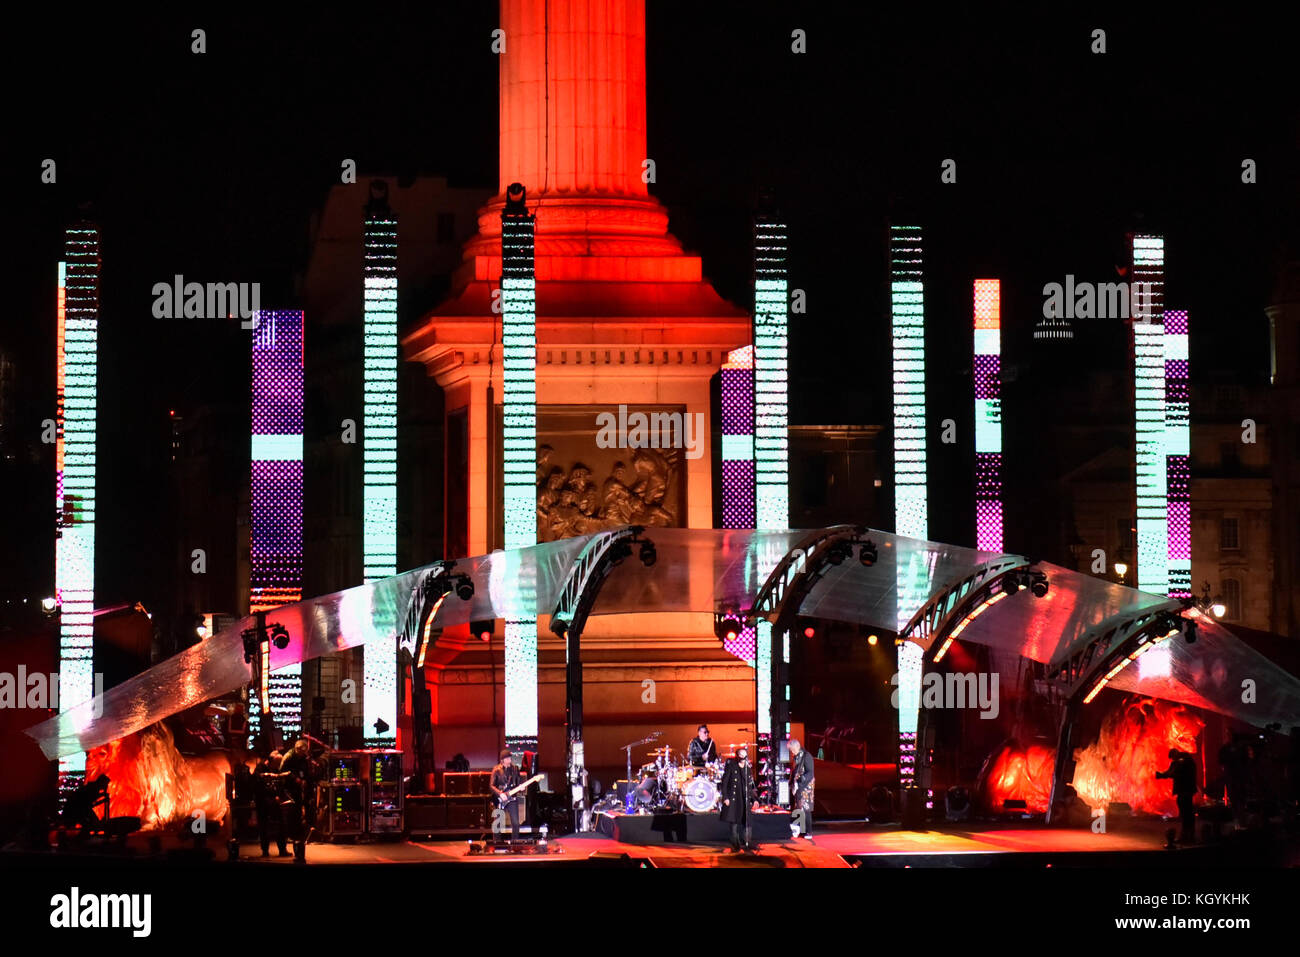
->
[719,745,758,852]
[1156,748,1198,843]
[253,750,288,856]
[790,738,815,837]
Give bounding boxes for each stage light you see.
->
[1113,562,1128,580]
[196,624,208,639]
[456,579,475,602]
[825,543,845,566]
[41,597,57,614]
[639,541,656,567]
[1005,573,1023,593]
[1030,572,1049,598]
[858,540,878,567]
[867,634,878,646]
[1211,599,1226,619]
[803,625,815,639]
[269,624,291,650]
[1183,620,1197,644]
[715,614,743,643]
[471,619,494,643]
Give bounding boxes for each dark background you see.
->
[2,4,1295,612]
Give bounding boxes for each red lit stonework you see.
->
[403,0,754,770]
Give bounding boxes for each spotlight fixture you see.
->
[1113,562,1128,580]
[40,596,57,614]
[471,619,494,643]
[1005,572,1023,594]
[456,578,475,601]
[867,634,878,646]
[714,612,743,643]
[269,623,291,650]
[639,540,657,567]
[609,539,633,566]
[196,624,209,639]
[1183,619,1198,644]
[858,539,878,567]
[1030,571,1049,598]
[803,625,816,639]
[824,543,845,566]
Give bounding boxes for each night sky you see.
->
[3,6,1296,609]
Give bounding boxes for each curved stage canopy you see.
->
[24,527,1300,759]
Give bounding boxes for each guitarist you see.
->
[490,749,522,841]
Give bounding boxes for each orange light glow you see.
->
[85,723,233,831]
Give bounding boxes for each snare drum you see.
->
[674,765,697,789]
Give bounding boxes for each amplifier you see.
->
[446,796,489,830]
[405,796,445,833]
[443,771,491,795]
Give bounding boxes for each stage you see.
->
[14,817,1286,870]
[593,809,794,845]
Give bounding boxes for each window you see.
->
[1221,578,1242,621]
[1220,517,1240,551]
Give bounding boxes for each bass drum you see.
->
[683,775,719,813]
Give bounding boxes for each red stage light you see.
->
[803,625,815,639]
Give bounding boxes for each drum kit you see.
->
[633,743,748,813]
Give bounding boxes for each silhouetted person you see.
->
[1219,733,1249,822]
[254,750,287,856]
[1156,748,1198,843]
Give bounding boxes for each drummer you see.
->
[688,724,718,767]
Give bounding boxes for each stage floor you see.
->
[220,818,1244,868]
[22,817,1286,870]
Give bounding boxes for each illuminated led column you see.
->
[973,279,1003,552]
[891,224,927,786]
[1164,309,1191,599]
[1131,234,1167,596]
[56,225,100,774]
[362,187,399,744]
[891,225,927,539]
[501,184,538,753]
[721,345,756,530]
[753,217,789,532]
[720,345,757,662]
[753,214,788,742]
[250,310,305,739]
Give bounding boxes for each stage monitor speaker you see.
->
[405,796,445,832]
[446,797,489,829]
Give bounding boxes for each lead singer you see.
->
[720,744,758,853]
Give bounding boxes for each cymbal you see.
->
[647,747,673,756]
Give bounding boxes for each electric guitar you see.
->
[494,773,545,808]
